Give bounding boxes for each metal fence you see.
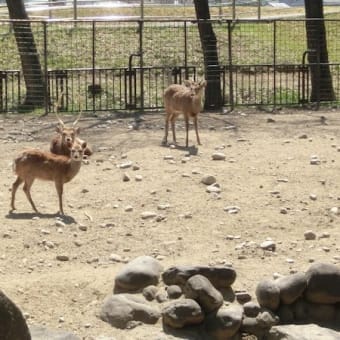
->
[1,18,340,113]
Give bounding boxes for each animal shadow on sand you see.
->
[161,143,198,156]
[6,211,76,225]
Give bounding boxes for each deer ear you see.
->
[75,127,81,134]
[81,141,87,149]
[183,80,192,87]
[200,80,207,87]
[56,125,62,133]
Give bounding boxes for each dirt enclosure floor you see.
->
[1,107,340,339]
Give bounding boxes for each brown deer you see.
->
[162,79,207,147]
[50,95,92,158]
[11,141,85,215]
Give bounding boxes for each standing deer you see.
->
[11,141,85,215]
[50,95,92,158]
[162,79,207,147]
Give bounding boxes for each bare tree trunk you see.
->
[6,0,46,108]
[304,0,335,102]
[193,0,222,110]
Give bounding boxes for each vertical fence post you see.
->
[43,21,49,115]
[92,20,96,114]
[184,21,188,79]
[227,20,234,110]
[139,19,144,116]
[273,20,277,108]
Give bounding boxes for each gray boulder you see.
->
[277,304,295,324]
[243,301,261,318]
[266,324,340,340]
[114,256,163,291]
[292,298,309,322]
[162,265,236,288]
[166,285,182,299]
[307,303,336,323]
[305,262,340,304]
[205,305,243,340]
[276,272,307,305]
[162,298,204,329]
[255,279,280,311]
[30,325,80,340]
[0,290,31,340]
[184,275,224,313]
[142,285,158,301]
[100,294,160,329]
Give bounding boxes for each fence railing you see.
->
[0,18,340,113]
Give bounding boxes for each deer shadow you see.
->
[161,143,199,156]
[5,211,76,224]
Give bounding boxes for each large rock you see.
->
[184,274,224,313]
[0,290,31,340]
[266,324,340,340]
[305,262,340,304]
[162,265,236,288]
[100,294,160,329]
[29,325,80,340]
[205,305,243,340]
[162,298,204,329]
[255,279,280,311]
[276,272,307,305]
[114,256,163,291]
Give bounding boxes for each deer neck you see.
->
[192,95,203,113]
[64,159,82,183]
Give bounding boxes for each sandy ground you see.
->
[1,107,340,339]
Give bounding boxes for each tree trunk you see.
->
[6,0,46,108]
[193,0,222,110]
[304,0,335,102]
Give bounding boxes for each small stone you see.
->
[304,230,316,240]
[330,207,339,215]
[201,175,216,185]
[224,206,240,214]
[309,194,317,201]
[211,152,226,161]
[310,155,321,165]
[55,220,66,228]
[260,240,276,252]
[118,161,133,169]
[56,255,69,262]
[206,184,221,193]
[163,155,174,160]
[109,254,123,262]
[122,173,130,182]
[141,211,157,219]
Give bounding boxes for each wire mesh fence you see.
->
[1,18,340,113]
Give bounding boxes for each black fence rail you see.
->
[0,18,340,113]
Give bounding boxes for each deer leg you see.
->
[55,181,64,215]
[170,115,177,145]
[11,176,23,211]
[23,178,38,213]
[162,113,170,145]
[193,115,201,145]
[184,115,189,147]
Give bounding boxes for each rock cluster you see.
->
[100,258,340,339]
[100,255,279,339]
[256,262,340,328]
